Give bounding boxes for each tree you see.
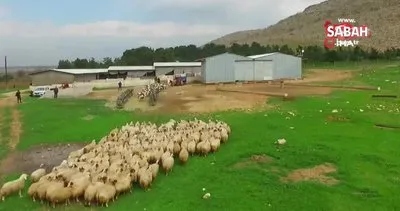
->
[56,42,400,68]
[58,60,73,68]
[368,48,379,60]
[102,57,114,67]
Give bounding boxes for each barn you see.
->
[200,52,250,84]
[154,62,202,76]
[108,66,155,78]
[29,68,108,85]
[238,52,302,81]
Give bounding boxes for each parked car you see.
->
[31,86,49,97]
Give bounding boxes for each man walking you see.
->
[53,86,59,98]
[15,90,22,104]
[118,81,122,91]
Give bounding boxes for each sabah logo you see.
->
[324,18,371,49]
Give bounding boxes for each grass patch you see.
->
[304,60,399,70]
[0,66,400,210]
[0,107,11,159]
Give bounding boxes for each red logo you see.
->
[323,20,370,48]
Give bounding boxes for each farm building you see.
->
[239,52,302,81]
[29,68,108,85]
[200,52,302,84]
[108,66,155,78]
[154,62,202,76]
[200,53,250,84]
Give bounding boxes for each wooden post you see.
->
[4,56,8,90]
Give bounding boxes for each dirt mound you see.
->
[281,163,339,185]
[0,143,86,178]
[232,154,274,169]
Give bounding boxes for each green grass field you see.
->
[0,64,399,211]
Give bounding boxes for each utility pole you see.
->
[4,56,8,90]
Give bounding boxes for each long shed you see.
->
[29,69,108,85]
[154,62,201,76]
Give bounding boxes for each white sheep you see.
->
[161,155,174,175]
[114,173,132,197]
[148,163,159,180]
[0,173,28,201]
[31,164,46,183]
[210,138,221,152]
[28,180,43,202]
[46,185,73,208]
[68,174,91,202]
[96,179,117,207]
[138,170,152,191]
[179,148,189,164]
[84,182,103,206]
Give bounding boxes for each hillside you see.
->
[211,0,400,50]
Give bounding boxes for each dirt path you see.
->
[9,109,21,150]
[0,143,86,176]
[0,108,3,147]
[0,95,21,152]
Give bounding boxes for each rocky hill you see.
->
[211,0,400,50]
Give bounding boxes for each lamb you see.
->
[148,163,159,180]
[36,181,55,203]
[46,185,73,208]
[114,173,132,196]
[55,168,79,182]
[0,173,28,201]
[68,148,84,159]
[84,182,103,206]
[187,140,196,155]
[96,179,117,207]
[31,164,46,183]
[68,174,91,202]
[173,142,181,155]
[178,148,189,164]
[210,138,221,152]
[220,128,229,143]
[83,139,96,153]
[45,181,65,200]
[138,170,152,191]
[161,155,174,175]
[28,180,44,202]
[201,141,211,156]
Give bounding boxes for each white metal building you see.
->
[200,53,250,84]
[239,52,302,81]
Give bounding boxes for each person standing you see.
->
[118,81,122,91]
[15,90,22,104]
[53,86,59,98]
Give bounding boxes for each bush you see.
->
[116,89,133,109]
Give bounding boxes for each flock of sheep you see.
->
[137,83,167,100]
[0,119,231,208]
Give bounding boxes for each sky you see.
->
[0,0,324,66]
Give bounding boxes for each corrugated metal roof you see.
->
[247,52,277,59]
[153,62,201,67]
[53,68,108,74]
[108,66,155,71]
